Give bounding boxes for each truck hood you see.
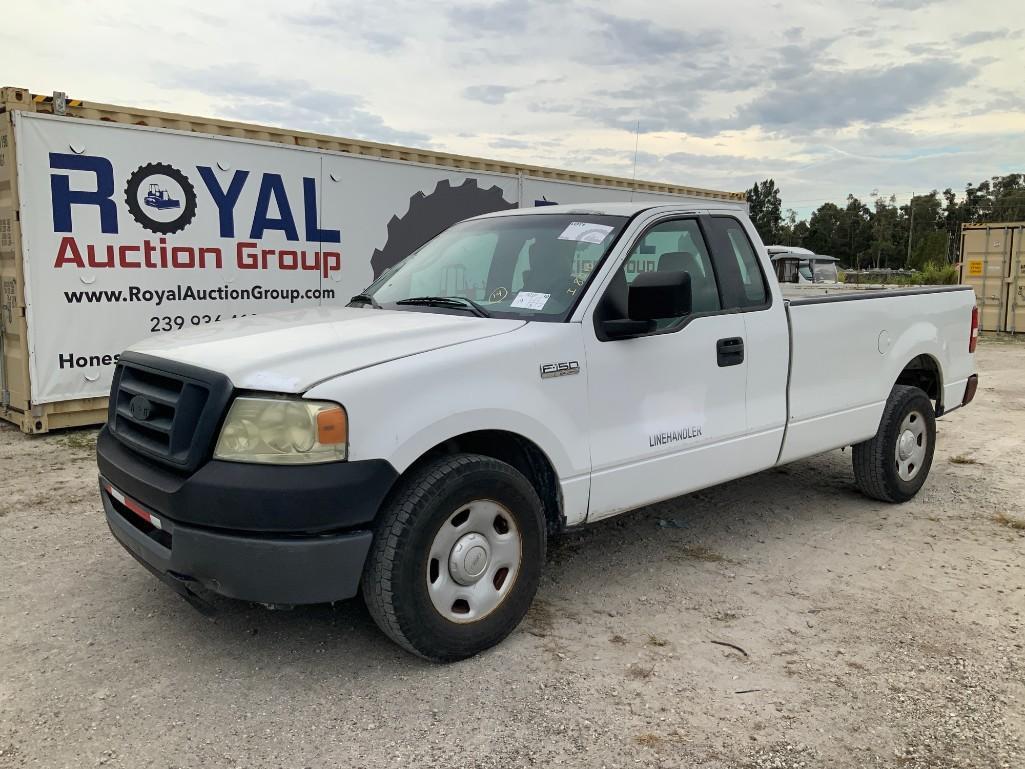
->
[127,307,526,392]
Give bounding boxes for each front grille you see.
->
[108,352,233,472]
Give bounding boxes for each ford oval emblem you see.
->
[129,395,153,421]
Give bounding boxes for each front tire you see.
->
[852,385,936,503]
[361,454,546,661]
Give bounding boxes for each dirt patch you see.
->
[993,511,1025,531]
[0,339,1022,768]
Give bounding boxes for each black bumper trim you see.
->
[97,426,398,533]
[103,478,373,605]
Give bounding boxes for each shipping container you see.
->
[959,222,1025,334]
[0,86,746,433]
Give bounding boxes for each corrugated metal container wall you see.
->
[0,86,746,433]
[959,222,1025,333]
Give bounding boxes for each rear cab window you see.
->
[707,217,771,309]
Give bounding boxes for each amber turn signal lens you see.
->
[316,406,348,445]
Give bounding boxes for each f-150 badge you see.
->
[540,361,580,379]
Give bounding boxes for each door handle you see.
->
[716,337,745,367]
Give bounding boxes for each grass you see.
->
[626,663,656,680]
[978,332,1025,346]
[844,262,959,286]
[634,731,688,748]
[58,428,99,452]
[634,734,663,747]
[646,635,669,647]
[678,544,727,562]
[949,454,981,465]
[992,512,1025,531]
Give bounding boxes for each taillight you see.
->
[969,306,979,353]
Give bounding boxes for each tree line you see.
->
[746,174,1025,270]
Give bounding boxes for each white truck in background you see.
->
[768,245,841,284]
[97,202,979,661]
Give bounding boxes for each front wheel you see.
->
[852,385,936,503]
[361,454,546,661]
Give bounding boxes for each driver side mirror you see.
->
[602,270,692,339]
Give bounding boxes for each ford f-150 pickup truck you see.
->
[97,202,980,661]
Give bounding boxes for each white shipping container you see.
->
[0,86,745,432]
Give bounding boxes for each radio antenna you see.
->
[630,120,640,201]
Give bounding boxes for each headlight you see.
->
[214,397,348,464]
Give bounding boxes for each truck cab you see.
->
[98,202,979,661]
[768,246,841,284]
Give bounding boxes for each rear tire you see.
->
[362,454,546,662]
[852,385,936,503]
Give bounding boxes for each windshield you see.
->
[812,261,839,282]
[798,260,839,283]
[364,213,629,320]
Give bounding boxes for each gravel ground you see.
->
[1,338,1022,769]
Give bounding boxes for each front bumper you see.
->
[97,426,398,606]
[102,479,374,604]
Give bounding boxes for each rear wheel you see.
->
[362,454,545,661]
[852,385,936,503]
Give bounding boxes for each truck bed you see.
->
[779,285,976,464]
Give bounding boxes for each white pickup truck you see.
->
[97,202,980,661]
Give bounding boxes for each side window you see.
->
[711,218,769,307]
[618,219,721,319]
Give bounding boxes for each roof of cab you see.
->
[468,201,709,220]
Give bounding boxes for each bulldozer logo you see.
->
[124,162,198,235]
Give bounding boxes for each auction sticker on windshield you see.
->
[558,222,614,244]
[510,291,551,310]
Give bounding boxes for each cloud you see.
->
[489,138,532,150]
[165,67,430,146]
[736,58,977,131]
[872,0,941,8]
[463,84,518,105]
[955,29,1022,45]
[448,0,528,34]
[533,48,977,140]
[286,10,405,52]
[585,9,725,65]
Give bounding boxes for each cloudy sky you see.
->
[5,0,1023,216]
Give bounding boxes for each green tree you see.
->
[778,208,805,247]
[904,192,944,270]
[772,171,1023,269]
[746,179,783,244]
[805,202,843,257]
[841,195,873,267]
[870,195,901,269]
[990,173,1025,221]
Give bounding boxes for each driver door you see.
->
[583,215,749,521]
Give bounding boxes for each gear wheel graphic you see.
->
[124,162,198,235]
[370,178,516,278]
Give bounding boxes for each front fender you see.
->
[303,323,592,525]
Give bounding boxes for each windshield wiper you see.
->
[348,293,382,309]
[394,296,491,318]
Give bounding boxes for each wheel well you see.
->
[409,430,564,536]
[896,354,942,410]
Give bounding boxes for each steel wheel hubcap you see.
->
[895,410,927,481]
[427,500,521,623]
